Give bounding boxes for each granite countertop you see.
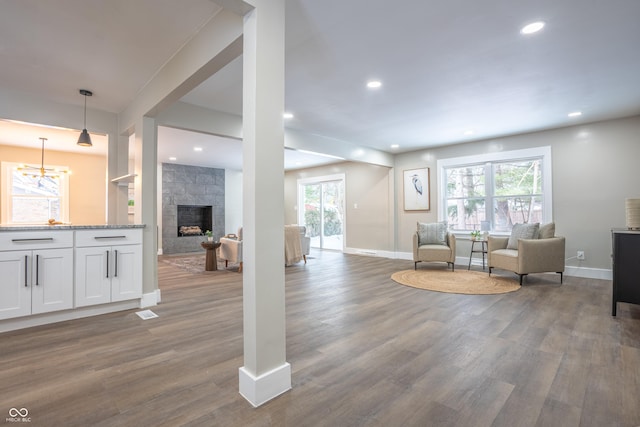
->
[0,224,146,231]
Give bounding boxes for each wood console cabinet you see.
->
[611,229,640,316]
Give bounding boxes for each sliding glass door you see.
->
[298,175,345,251]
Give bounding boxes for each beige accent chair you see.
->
[219,227,243,272]
[285,225,311,265]
[488,224,565,285]
[219,226,311,272]
[413,232,456,271]
[295,225,311,264]
[300,226,311,263]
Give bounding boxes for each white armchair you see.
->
[219,227,243,272]
[285,225,311,265]
[218,226,310,272]
[299,226,311,263]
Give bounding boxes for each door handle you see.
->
[106,250,110,278]
[114,250,118,277]
[24,255,28,287]
[35,254,40,286]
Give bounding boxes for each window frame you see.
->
[1,161,70,225]
[436,146,552,235]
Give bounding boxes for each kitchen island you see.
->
[0,224,146,332]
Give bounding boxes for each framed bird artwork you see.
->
[403,167,430,211]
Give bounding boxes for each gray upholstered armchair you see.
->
[488,223,565,285]
[413,222,456,271]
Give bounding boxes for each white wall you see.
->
[225,169,243,234]
[395,115,640,277]
[285,162,393,252]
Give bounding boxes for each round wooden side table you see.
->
[200,241,222,271]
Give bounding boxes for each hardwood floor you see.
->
[1,250,639,426]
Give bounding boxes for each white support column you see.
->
[110,134,130,225]
[238,0,290,407]
[134,116,159,305]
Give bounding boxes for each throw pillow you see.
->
[507,223,540,250]
[538,222,555,239]
[417,222,447,246]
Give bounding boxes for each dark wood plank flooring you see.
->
[1,250,639,426]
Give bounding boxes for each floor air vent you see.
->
[136,309,159,320]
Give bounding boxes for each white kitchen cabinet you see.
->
[0,232,74,320]
[75,229,142,307]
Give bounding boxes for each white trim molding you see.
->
[239,362,291,407]
[344,246,398,259]
[564,266,612,280]
[365,250,612,281]
[0,300,140,333]
[140,290,162,308]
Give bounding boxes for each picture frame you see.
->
[403,167,430,211]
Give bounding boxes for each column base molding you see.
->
[239,362,291,407]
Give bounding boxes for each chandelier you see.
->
[16,137,69,179]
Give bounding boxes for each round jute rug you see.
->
[391,269,520,295]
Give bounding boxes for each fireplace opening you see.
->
[177,205,213,237]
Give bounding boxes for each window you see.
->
[437,147,552,233]
[1,161,70,225]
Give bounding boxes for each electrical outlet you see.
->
[577,250,585,260]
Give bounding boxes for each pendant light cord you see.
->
[83,93,87,129]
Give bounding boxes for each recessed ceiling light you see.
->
[568,111,582,117]
[283,112,294,119]
[194,147,203,152]
[390,144,399,149]
[520,21,545,35]
[367,80,382,89]
[463,130,474,136]
[169,157,177,161]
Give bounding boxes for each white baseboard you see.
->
[157,248,163,255]
[140,290,162,308]
[344,247,401,259]
[564,266,612,280]
[239,363,291,407]
[394,251,414,261]
[0,300,140,333]
[353,250,612,280]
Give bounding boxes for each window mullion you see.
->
[485,162,494,231]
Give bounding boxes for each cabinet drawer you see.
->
[75,229,142,247]
[0,231,74,251]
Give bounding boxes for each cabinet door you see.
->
[75,247,111,307]
[111,245,142,302]
[31,248,74,314]
[0,251,31,320]
[613,233,640,303]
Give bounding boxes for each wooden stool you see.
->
[200,241,221,271]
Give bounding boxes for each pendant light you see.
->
[16,137,69,178]
[77,89,93,147]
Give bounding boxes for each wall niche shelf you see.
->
[111,173,137,186]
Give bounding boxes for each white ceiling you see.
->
[156,126,340,171]
[1,0,639,169]
[0,119,108,156]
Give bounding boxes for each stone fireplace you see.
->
[162,163,225,254]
